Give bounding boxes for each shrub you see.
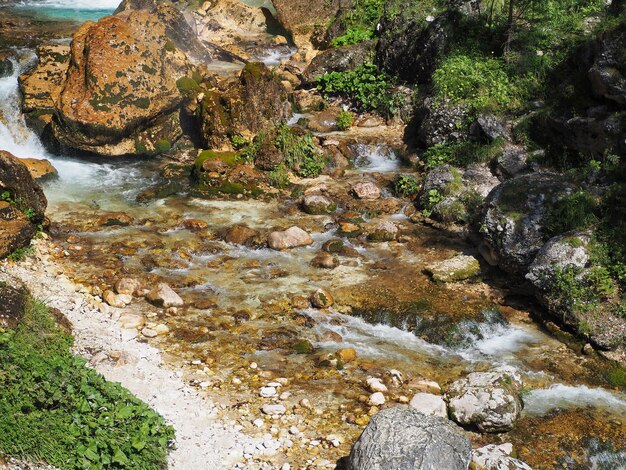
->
[0,298,174,469]
[317,63,401,116]
[336,110,355,130]
[156,139,172,154]
[275,125,326,178]
[331,0,385,46]
[433,54,519,112]
[393,175,420,198]
[545,190,599,237]
[269,163,290,189]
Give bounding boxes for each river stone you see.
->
[115,278,142,296]
[425,255,480,283]
[471,443,533,470]
[261,404,286,416]
[267,226,313,250]
[409,393,447,418]
[146,283,184,308]
[368,221,398,242]
[347,407,472,470]
[97,212,134,227]
[223,224,260,246]
[310,288,334,308]
[368,392,386,406]
[352,181,381,200]
[118,312,145,329]
[446,367,523,433]
[311,252,339,269]
[103,290,131,308]
[302,194,336,215]
[0,52,13,78]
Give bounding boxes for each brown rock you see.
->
[336,347,356,363]
[352,181,381,200]
[223,224,260,246]
[115,278,141,296]
[51,9,190,156]
[267,226,313,250]
[0,150,47,223]
[146,282,184,307]
[291,295,311,309]
[272,0,342,49]
[183,219,209,231]
[19,158,58,181]
[97,212,134,227]
[310,288,334,308]
[0,203,36,260]
[311,252,339,269]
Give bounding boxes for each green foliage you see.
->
[393,175,420,198]
[331,0,385,46]
[176,76,201,93]
[230,134,250,150]
[545,190,599,236]
[433,54,519,112]
[552,265,616,311]
[335,110,355,130]
[275,125,326,178]
[423,138,505,168]
[0,298,174,469]
[269,163,290,189]
[317,63,401,117]
[7,245,34,262]
[155,140,172,154]
[422,189,443,218]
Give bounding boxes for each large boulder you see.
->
[527,232,626,350]
[18,45,70,134]
[446,367,523,433]
[479,173,575,274]
[0,151,47,223]
[272,0,343,50]
[347,406,472,470]
[50,9,192,156]
[588,20,626,106]
[197,62,290,150]
[301,42,373,85]
[415,97,470,147]
[0,202,37,260]
[377,6,461,84]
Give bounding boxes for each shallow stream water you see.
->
[1,2,626,469]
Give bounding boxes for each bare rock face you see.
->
[446,367,523,433]
[18,44,70,134]
[0,151,47,223]
[347,406,471,470]
[198,62,290,150]
[272,0,342,50]
[51,10,191,156]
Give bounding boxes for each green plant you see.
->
[422,189,444,218]
[176,76,201,93]
[155,139,172,154]
[0,298,174,468]
[7,245,34,262]
[545,189,599,236]
[393,175,420,198]
[269,163,290,189]
[331,0,385,46]
[317,63,401,117]
[275,125,326,178]
[336,110,355,130]
[230,134,250,150]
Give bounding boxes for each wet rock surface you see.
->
[347,407,472,470]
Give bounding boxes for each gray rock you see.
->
[496,147,529,179]
[347,406,471,470]
[301,42,373,85]
[302,195,336,215]
[470,114,509,143]
[462,163,500,198]
[409,393,448,418]
[425,255,480,283]
[146,283,184,308]
[446,367,523,433]
[471,443,533,470]
[479,173,575,274]
[416,97,469,147]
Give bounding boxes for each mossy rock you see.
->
[294,339,315,354]
[194,150,239,174]
[425,255,480,283]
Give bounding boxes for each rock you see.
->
[368,221,398,242]
[310,288,334,308]
[182,219,209,231]
[0,281,28,329]
[479,173,575,274]
[115,278,141,295]
[588,22,626,106]
[0,52,13,78]
[311,252,339,269]
[154,323,170,335]
[368,392,386,406]
[377,7,461,84]
[471,443,533,470]
[352,181,381,200]
[416,97,469,147]
[0,202,36,260]
[272,0,342,49]
[409,393,447,418]
[19,158,58,181]
[302,195,336,215]
[0,151,47,223]
[301,42,373,85]
[146,283,184,308]
[223,224,260,246]
[261,404,286,416]
[118,312,145,329]
[470,114,509,143]
[18,45,70,133]
[347,406,472,470]
[322,239,344,253]
[141,327,158,338]
[260,386,277,398]
[51,9,191,156]
[103,290,131,308]
[366,378,388,393]
[306,107,343,133]
[425,255,480,283]
[495,146,529,179]
[446,367,523,433]
[198,62,290,150]
[336,348,356,363]
[97,212,134,227]
[408,379,442,395]
[268,226,313,250]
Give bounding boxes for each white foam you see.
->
[524,384,626,416]
[353,144,400,173]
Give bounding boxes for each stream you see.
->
[1,1,625,469]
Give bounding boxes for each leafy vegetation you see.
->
[0,297,174,469]
[317,63,401,116]
[393,175,419,198]
[7,245,34,262]
[274,125,326,178]
[422,138,506,168]
[545,189,599,236]
[335,110,355,130]
[331,0,385,46]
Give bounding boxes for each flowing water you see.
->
[1,3,626,469]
